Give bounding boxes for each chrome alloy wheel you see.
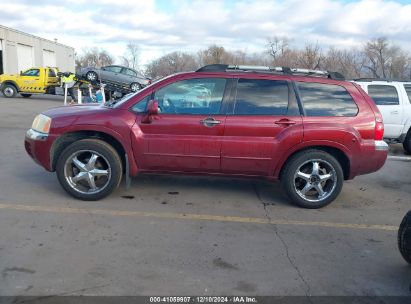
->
[130,83,141,92]
[64,150,111,194]
[3,87,15,97]
[293,159,337,203]
[86,72,97,81]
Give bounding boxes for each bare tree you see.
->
[120,42,140,70]
[75,48,114,70]
[198,45,228,65]
[297,43,323,69]
[145,51,198,78]
[266,36,290,62]
[323,47,366,79]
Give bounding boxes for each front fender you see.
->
[59,124,139,176]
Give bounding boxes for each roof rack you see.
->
[353,78,411,83]
[196,64,345,80]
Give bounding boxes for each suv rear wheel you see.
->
[398,210,411,265]
[56,139,122,200]
[282,150,344,209]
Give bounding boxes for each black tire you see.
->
[1,84,17,98]
[281,150,344,209]
[56,139,123,201]
[130,82,142,92]
[398,210,411,265]
[403,130,411,155]
[21,94,32,98]
[86,71,98,82]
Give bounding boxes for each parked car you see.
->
[0,67,59,98]
[398,211,411,265]
[78,65,150,92]
[354,79,411,154]
[25,64,388,208]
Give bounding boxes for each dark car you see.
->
[398,211,411,264]
[25,64,388,208]
[79,65,150,91]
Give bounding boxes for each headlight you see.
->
[32,114,52,134]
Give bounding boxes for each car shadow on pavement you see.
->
[127,174,291,207]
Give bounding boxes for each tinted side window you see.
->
[403,84,411,104]
[22,69,40,77]
[234,79,288,115]
[131,95,151,113]
[154,78,226,115]
[48,69,56,77]
[105,66,122,73]
[123,69,137,77]
[297,82,358,117]
[368,85,399,105]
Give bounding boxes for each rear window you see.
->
[367,85,399,105]
[297,82,358,117]
[233,79,289,115]
[48,69,56,77]
[404,84,411,104]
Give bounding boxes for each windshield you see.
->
[105,92,138,108]
[106,77,165,108]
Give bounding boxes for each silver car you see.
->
[79,65,151,92]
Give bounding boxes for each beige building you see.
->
[0,25,75,74]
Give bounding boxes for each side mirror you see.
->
[142,99,159,123]
[20,71,23,75]
[147,99,159,115]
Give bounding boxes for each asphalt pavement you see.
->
[0,95,410,297]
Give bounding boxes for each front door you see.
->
[19,68,41,92]
[221,77,303,176]
[132,77,229,172]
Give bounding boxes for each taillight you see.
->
[375,119,384,140]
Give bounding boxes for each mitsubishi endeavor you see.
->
[25,64,388,208]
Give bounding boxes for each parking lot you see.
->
[0,95,410,297]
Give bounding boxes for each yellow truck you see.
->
[0,67,59,98]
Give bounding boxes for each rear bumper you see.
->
[374,140,389,151]
[351,140,388,178]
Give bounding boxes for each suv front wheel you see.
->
[56,139,123,200]
[282,150,344,209]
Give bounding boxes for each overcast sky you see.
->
[1,0,411,67]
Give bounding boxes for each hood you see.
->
[42,104,109,119]
[0,74,19,81]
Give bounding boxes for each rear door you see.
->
[131,76,230,172]
[221,76,303,176]
[121,68,139,85]
[366,84,403,138]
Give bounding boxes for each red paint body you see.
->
[25,71,388,181]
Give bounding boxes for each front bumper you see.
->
[25,129,55,171]
[26,129,48,141]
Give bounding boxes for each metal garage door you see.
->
[17,43,34,72]
[42,49,56,67]
[0,40,3,74]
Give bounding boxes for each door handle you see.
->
[275,119,296,126]
[200,117,221,127]
[390,111,399,114]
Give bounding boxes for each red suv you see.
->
[24,64,388,208]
